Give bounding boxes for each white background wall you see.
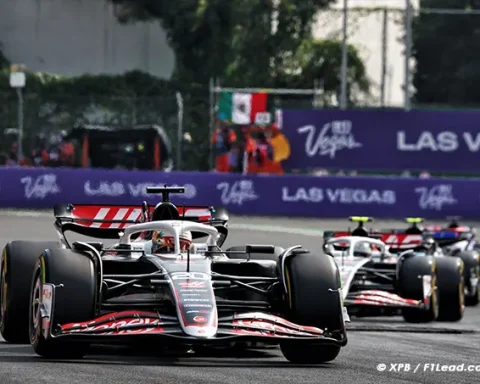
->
[0,0,175,79]
[313,0,419,106]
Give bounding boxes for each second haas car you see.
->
[406,217,479,306]
[323,217,465,323]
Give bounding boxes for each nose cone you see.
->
[183,324,217,338]
[169,272,219,339]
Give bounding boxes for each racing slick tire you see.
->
[225,245,285,261]
[435,257,464,322]
[0,241,58,343]
[456,251,479,306]
[397,255,439,323]
[279,251,345,364]
[29,248,96,359]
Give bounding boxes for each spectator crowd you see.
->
[2,132,75,167]
[211,119,288,175]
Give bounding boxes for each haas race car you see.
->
[393,217,480,306]
[323,217,465,323]
[0,186,347,364]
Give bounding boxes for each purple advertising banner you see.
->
[281,109,480,172]
[1,167,480,219]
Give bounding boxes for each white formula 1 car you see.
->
[323,217,464,323]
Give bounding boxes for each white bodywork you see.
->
[325,236,432,308]
[326,236,390,300]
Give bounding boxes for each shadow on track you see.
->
[0,343,337,368]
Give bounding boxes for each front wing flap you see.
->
[344,274,433,310]
[53,311,345,345]
[48,310,347,346]
[345,290,424,308]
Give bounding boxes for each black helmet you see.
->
[151,202,180,221]
[414,236,436,253]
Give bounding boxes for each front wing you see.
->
[47,310,346,346]
[344,274,433,310]
[345,290,425,308]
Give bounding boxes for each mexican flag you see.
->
[218,92,268,124]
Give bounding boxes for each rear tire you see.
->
[457,251,479,306]
[436,257,464,322]
[0,241,58,343]
[29,248,97,358]
[279,251,345,364]
[397,255,438,323]
[226,245,284,261]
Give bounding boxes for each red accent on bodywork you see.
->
[331,232,423,248]
[230,313,324,337]
[347,290,421,307]
[59,310,327,339]
[60,310,165,335]
[179,281,206,288]
[235,314,323,334]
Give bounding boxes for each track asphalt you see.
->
[0,211,479,383]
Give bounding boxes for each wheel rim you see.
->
[431,276,439,318]
[30,272,41,343]
[459,278,465,314]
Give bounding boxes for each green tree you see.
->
[109,0,236,83]
[0,43,9,69]
[412,0,480,106]
[273,38,370,105]
[108,0,370,103]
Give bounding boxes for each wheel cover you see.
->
[30,273,41,343]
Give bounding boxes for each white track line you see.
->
[0,210,321,236]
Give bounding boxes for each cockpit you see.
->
[118,220,218,256]
[323,236,387,259]
[151,229,193,254]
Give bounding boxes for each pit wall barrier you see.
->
[0,167,477,219]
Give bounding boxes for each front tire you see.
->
[436,257,464,322]
[279,251,345,364]
[29,248,97,358]
[397,255,439,323]
[0,241,58,343]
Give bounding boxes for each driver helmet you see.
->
[152,230,192,253]
[353,241,372,257]
[419,236,435,251]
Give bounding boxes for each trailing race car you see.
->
[323,217,464,323]
[0,186,347,364]
[377,217,479,306]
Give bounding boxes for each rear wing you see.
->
[425,228,474,247]
[323,230,424,250]
[323,216,475,252]
[377,226,474,246]
[54,203,229,240]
